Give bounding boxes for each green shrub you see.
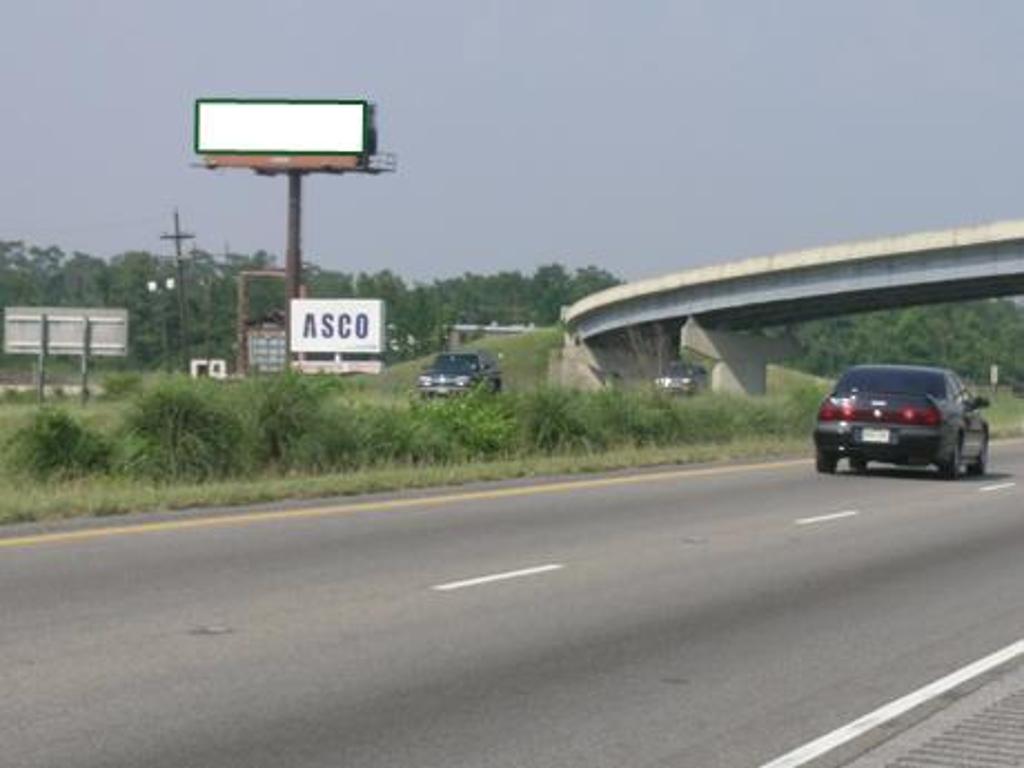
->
[413,391,518,460]
[247,373,328,468]
[366,404,469,465]
[517,387,594,453]
[102,372,144,400]
[584,389,684,447]
[6,408,111,478]
[120,379,243,481]
[283,400,364,472]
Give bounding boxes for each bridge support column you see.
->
[681,318,799,396]
[551,322,680,389]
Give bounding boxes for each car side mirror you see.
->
[971,395,990,410]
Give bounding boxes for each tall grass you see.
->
[2,377,828,485]
[119,378,243,481]
[5,408,112,479]
[246,373,328,468]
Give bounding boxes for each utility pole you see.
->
[161,209,195,373]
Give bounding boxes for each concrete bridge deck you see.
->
[559,219,1024,393]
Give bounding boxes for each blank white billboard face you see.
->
[290,299,385,354]
[195,100,366,155]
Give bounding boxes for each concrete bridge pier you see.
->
[681,317,800,395]
[553,321,681,389]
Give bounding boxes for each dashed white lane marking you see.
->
[795,510,859,526]
[979,482,1016,493]
[432,564,564,592]
[758,638,1024,768]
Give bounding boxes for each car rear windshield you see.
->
[665,362,704,376]
[835,368,947,398]
[431,354,479,374]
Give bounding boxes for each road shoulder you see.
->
[842,657,1024,766]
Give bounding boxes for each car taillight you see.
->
[899,406,941,426]
[818,400,855,421]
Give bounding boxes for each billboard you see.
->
[195,99,367,155]
[3,307,128,357]
[290,299,385,354]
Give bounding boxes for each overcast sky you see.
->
[3,1,1024,281]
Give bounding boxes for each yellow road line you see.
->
[0,458,810,550]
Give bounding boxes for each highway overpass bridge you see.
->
[558,220,1024,394]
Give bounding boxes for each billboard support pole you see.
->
[80,316,91,406]
[285,170,304,363]
[36,313,48,403]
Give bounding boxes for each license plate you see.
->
[861,428,890,444]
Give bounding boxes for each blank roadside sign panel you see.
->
[195,100,367,155]
[290,299,384,354]
[3,307,128,357]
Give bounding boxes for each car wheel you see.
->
[849,458,868,474]
[938,435,964,481]
[816,451,838,474]
[967,434,989,477]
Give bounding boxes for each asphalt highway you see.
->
[3,442,1024,768]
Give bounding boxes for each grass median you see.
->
[0,437,815,525]
[1,371,1021,527]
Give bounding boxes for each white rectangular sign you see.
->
[292,359,385,375]
[3,307,128,357]
[195,100,366,155]
[290,299,385,354]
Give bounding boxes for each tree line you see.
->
[790,299,1024,388]
[0,240,619,369]
[2,239,1021,385]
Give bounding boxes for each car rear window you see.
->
[431,354,479,374]
[664,362,705,376]
[835,368,947,398]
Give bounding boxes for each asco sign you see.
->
[290,299,385,354]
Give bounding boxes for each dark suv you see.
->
[417,351,502,397]
[813,364,989,479]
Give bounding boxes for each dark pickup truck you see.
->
[417,351,502,397]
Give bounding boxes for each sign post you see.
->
[36,313,48,403]
[80,316,91,405]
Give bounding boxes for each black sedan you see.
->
[813,364,989,479]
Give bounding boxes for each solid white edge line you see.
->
[758,638,1024,768]
[979,482,1016,493]
[795,510,859,526]
[432,564,564,592]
